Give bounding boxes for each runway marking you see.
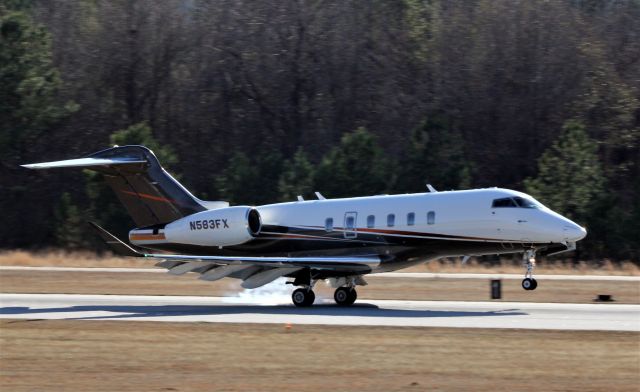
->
[1,266,638,281]
[1,293,638,331]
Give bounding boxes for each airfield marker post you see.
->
[491,279,502,300]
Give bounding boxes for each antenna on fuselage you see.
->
[297,195,304,201]
[427,184,437,193]
[314,192,326,200]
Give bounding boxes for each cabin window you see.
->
[387,213,395,227]
[325,217,334,232]
[345,215,355,230]
[492,198,517,208]
[367,215,375,228]
[407,212,415,226]
[427,211,435,225]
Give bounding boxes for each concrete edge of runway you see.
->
[1,266,639,281]
[1,293,639,331]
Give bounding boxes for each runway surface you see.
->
[2,266,638,281]
[1,293,638,331]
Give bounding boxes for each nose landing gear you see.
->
[522,249,538,291]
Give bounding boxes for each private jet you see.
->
[23,145,587,306]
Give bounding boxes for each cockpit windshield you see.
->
[513,196,540,208]
[492,196,542,209]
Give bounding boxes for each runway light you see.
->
[285,322,292,331]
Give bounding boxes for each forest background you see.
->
[1,0,638,262]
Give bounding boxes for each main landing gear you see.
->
[290,272,318,307]
[334,286,357,306]
[292,288,316,307]
[291,286,360,307]
[522,249,538,291]
[290,274,362,307]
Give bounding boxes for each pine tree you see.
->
[216,152,258,205]
[278,148,315,201]
[108,122,177,169]
[216,151,283,205]
[0,9,77,159]
[314,128,391,198]
[53,192,87,249]
[0,6,78,249]
[395,115,471,193]
[524,120,605,223]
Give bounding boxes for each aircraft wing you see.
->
[148,253,378,288]
[90,222,378,288]
[143,252,380,268]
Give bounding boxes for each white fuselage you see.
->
[256,188,586,244]
[129,187,586,272]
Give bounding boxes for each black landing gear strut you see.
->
[521,249,538,291]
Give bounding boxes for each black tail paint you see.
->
[84,145,205,227]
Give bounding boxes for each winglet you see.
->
[88,222,143,257]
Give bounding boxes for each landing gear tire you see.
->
[334,287,357,306]
[522,249,538,291]
[522,278,538,291]
[292,288,315,307]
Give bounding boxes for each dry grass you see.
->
[405,257,640,275]
[1,320,638,392]
[1,249,639,275]
[1,269,638,304]
[0,249,157,268]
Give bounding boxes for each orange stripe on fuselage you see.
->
[130,233,166,241]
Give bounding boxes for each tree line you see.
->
[0,0,638,261]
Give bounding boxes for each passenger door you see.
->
[343,212,358,239]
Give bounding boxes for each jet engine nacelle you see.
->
[163,206,261,247]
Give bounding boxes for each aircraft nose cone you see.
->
[563,224,587,241]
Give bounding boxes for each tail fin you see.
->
[23,145,221,227]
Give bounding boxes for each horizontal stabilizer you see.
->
[88,222,142,258]
[22,145,210,228]
[22,157,146,170]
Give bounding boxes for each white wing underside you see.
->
[147,253,379,289]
